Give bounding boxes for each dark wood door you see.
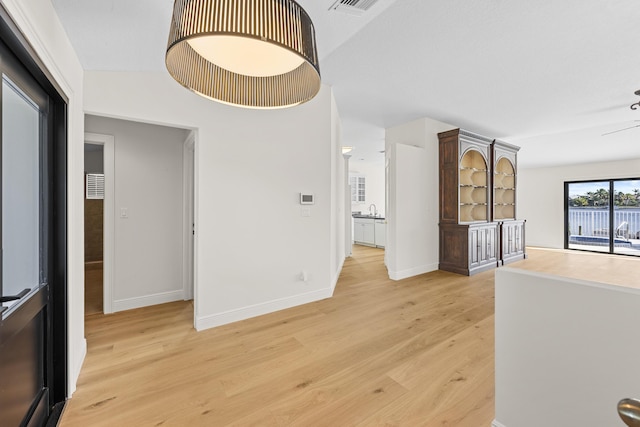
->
[0,21,67,426]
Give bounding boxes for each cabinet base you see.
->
[439,261,499,276]
[501,252,527,266]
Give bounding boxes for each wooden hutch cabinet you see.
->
[438,129,498,275]
[492,139,526,265]
[438,129,526,275]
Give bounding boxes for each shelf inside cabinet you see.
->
[460,149,488,170]
[494,204,515,220]
[460,168,488,187]
[494,156,516,220]
[460,203,488,222]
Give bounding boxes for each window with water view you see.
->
[566,179,640,256]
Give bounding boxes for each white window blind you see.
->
[350,175,365,202]
[86,173,105,200]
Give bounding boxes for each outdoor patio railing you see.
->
[568,207,640,239]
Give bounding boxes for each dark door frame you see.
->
[0,4,68,424]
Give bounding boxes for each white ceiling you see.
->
[51,0,640,168]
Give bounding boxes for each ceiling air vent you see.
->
[329,0,379,16]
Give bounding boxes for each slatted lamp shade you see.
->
[166,0,321,109]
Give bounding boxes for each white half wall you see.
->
[1,0,86,396]
[495,267,640,427]
[519,157,640,248]
[84,71,342,330]
[385,117,455,280]
[85,115,189,312]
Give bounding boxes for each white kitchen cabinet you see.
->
[354,219,364,243]
[374,220,386,248]
[353,217,375,246]
[362,222,375,245]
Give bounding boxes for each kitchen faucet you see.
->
[369,204,377,217]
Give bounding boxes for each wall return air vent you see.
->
[85,173,105,200]
[329,0,380,16]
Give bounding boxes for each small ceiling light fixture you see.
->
[166,0,321,109]
[342,146,353,154]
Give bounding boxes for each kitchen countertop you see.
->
[352,214,385,220]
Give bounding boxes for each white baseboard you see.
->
[113,289,184,312]
[331,257,346,292]
[492,420,507,427]
[388,262,438,280]
[68,337,87,397]
[195,287,333,331]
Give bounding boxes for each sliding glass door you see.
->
[566,179,640,256]
[613,179,640,255]
[566,181,611,253]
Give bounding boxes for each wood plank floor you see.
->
[61,246,497,426]
[84,262,103,315]
[512,246,640,289]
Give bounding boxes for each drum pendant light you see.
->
[166,0,321,109]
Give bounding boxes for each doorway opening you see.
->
[84,143,105,315]
[84,117,195,320]
[84,133,114,314]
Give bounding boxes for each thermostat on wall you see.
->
[300,193,314,205]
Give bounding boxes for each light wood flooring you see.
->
[84,262,103,315]
[508,246,640,289]
[62,245,497,426]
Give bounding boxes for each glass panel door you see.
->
[0,37,54,427]
[613,179,640,256]
[0,9,68,427]
[567,181,610,253]
[1,76,41,310]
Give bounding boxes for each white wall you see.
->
[519,158,640,248]
[343,155,352,258]
[494,267,640,427]
[85,115,188,311]
[350,161,385,216]
[385,117,455,280]
[330,95,346,290]
[1,0,86,395]
[84,71,342,330]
